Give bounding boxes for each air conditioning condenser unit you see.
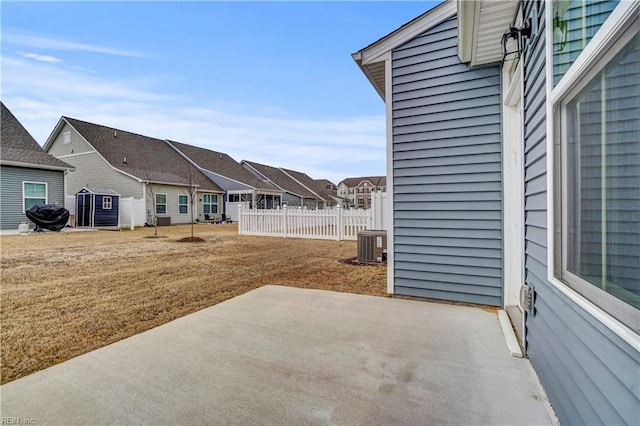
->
[357,230,387,263]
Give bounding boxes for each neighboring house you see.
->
[353,0,639,424]
[0,102,74,230]
[278,168,335,208]
[241,160,325,209]
[313,179,343,207]
[44,117,224,226]
[166,140,282,221]
[337,176,386,208]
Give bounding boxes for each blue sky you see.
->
[1,1,438,183]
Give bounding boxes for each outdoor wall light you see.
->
[501,18,533,62]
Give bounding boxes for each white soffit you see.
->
[459,0,519,66]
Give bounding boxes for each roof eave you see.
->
[352,0,457,96]
[352,53,386,100]
[0,160,75,172]
[457,0,520,66]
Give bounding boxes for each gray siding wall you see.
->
[48,123,94,157]
[391,16,503,306]
[0,166,65,229]
[57,152,143,198]
[521,2,639,424]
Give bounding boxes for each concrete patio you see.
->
[0,285,556,425]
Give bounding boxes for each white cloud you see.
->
[4,29,147,58]
[19,51,62,63]
[1,53,385,183]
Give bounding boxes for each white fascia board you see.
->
[60,118,145,184]
[0,160,73,172]
[359,0,457,66]
[43,116,67,152]
[352,53,386,101]
[457,0,476,63]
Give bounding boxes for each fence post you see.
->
[238,204,243,235]
[282,205,288,238]
[336,205,343,241]
[130,196,135,230]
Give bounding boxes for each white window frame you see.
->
[63,131,71,144]
[546,1,640,346]
[102,196,112,210]
[22,181,48,212]
[155,193,167,215]
[178,195,188,215]
[202,193,218,215]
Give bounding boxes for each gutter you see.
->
[0,160,75,172]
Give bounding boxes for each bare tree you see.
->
[183,168,200,238]
[146,184,160,237]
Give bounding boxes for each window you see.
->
[552,0,619,85]
[178,195,188,214]
[63,131,71,144]
[155,193,167,215]
[103,196,112,210]
[202,194,218,214]
[23,182,47,211]
[555,23,639,331]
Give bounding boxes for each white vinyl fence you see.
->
[238,191,389,241]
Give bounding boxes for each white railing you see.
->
[238,205,373,241]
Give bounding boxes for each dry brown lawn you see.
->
[1,224,385,384]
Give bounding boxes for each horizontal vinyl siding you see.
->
[521,2,640,424]
[146,184,221,224]
[59,152,143,198]
[391,16,503,306]
[0,166,65,229]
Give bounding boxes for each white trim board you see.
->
[544,0,640,349]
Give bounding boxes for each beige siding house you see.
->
[44,117,223,227]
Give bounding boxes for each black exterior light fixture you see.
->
[501,18,533,62]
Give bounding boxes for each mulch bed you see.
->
[339,256,386,266]
[176,237,206,243]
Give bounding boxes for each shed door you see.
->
[77,193,92,227]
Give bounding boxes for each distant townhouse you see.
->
[166,140,283,221]
[337,176,386,209]
[44,117,224,227]
[0,102,75,230]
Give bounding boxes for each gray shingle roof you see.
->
[63,117,222,192]
[243,160,317,199]
[1,102,73,170]
[167,141,275,191]
[313,179,338,200]
[281,167,328,201]
[338,176,387,188]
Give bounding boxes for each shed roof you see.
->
[167,140,276,191]
[78,187,121,196]
[61,117,222,192]
[1,102,74,171]
[243,160,317,199]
